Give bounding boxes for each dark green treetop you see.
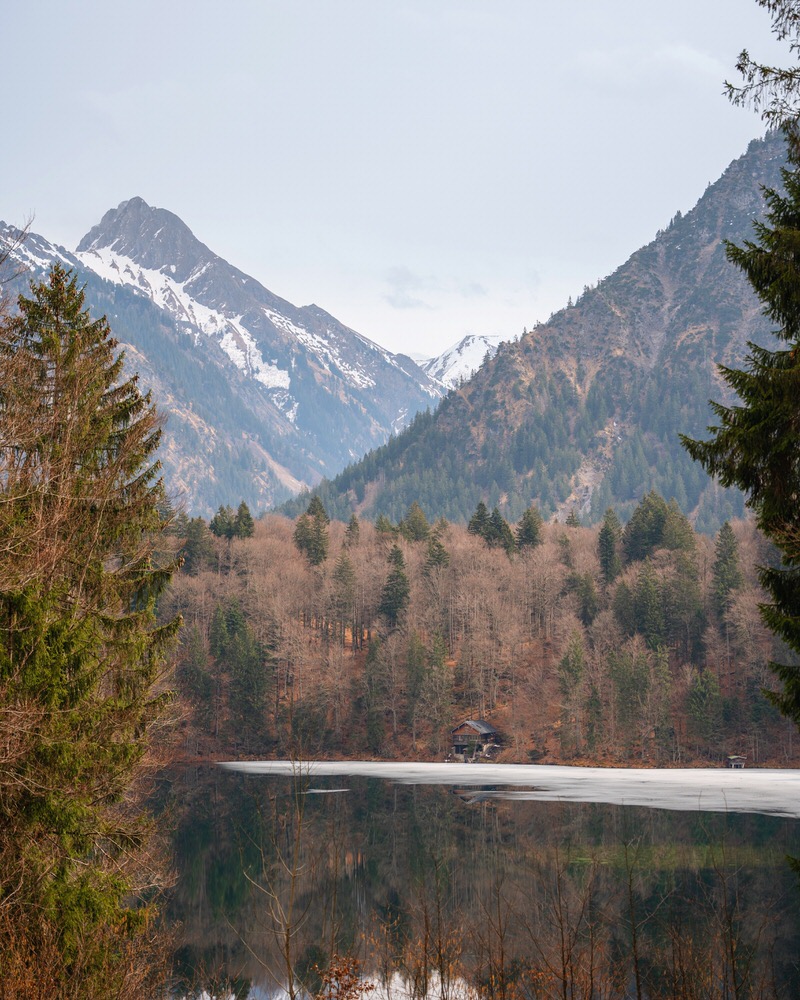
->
[468,500,491,538]
[488,506,516,554]
[235,500,255,538]
[598,507,622,584]
[516,505,544,549]
[210,504,236,538]
[399,500,430,542]
[712,520,744,618]
[682,128,800,728]
[378,543,411,629]
[622,490,669,562]
[293,495,330,565]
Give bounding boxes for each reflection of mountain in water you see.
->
[166,766,800,998]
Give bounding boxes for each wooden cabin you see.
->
[725,755,746,769]
[450,719,499,760]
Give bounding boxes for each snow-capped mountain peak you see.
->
[418,333,503,388]
[75,198,441,411]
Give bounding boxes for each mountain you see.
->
[0,199,442,514]
[286,132,785,532]
[416,333,502,388]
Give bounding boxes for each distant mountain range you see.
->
[2,131,784,530]
[0,198,491,514]
[286,131,785,532]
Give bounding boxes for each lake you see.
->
[167,762,800,999]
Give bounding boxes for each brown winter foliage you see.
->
[164,507,800,768]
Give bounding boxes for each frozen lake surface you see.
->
[219,760,800,818]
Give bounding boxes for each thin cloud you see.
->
[459,279,488,299]
[383,266,438,310]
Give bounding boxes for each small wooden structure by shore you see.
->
[449,719,499,761]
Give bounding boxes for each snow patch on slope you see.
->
[0,225,76,273]
[78,247,291,391]
[265,309,376,390]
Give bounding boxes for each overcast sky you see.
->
[1,1,787,358]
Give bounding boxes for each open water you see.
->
[168,762,800,998]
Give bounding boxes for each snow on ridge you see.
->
[78,247,291,393]
[423,334,502,388]
[264,309,377,390]
[0,227,76,274]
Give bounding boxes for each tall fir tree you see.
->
[712,521,744,619]
[210,503,236,538]
[344,513,361,547]
[597,507,622,584]
[622,489,669,562]
[487,506,516,554]
[0,265,180,990]
[293,496,330,566]
[378,544,411,629]
[682,130,800,730]
[516,505,544,549]
[399,500,430,542]
[467,500,491,538]
[234,499,255,538]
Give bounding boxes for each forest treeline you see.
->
[165,491,798,767]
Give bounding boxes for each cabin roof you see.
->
[451,719,497,736]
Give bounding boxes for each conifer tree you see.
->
[682,133,800,729]
[234,499,255,538]
[293,496,329,565]
[182,515,215,573]
[331,551,357,646]
[345,513,361,547]
[516,505,544,549]
[467,500,491,538]
[597,507,622,584]
[712,521,744,619]
[682,3,800,730]
[306,494,329,522]
[488,506,516,553]
[0,265,180,988]
[622,489,669,562]
[662,498,695,551]
[399,500,430,542]
[378,544,410,629]
[634,560,666,651]
[210,503,236,538]
[425,534,450,573]
[375,513,395,534]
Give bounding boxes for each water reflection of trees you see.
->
[167,769,800,999]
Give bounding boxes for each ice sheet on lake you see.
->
[218,760,800,818]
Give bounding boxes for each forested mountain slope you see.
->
[290,132,785,531]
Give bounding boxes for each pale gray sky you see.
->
[1,1,786,357]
